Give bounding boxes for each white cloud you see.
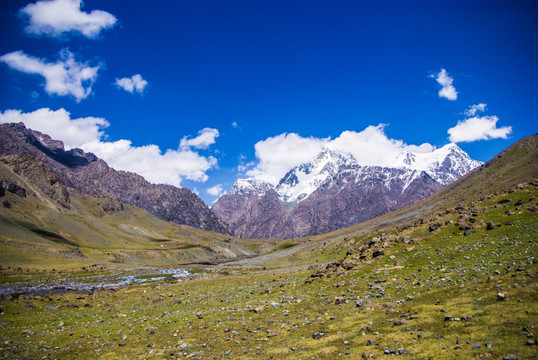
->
[448,105,512,142]
[464,103,487,117]
[432,68,458,100]
[0,108,108,148]
[232,121,238,128]
[327,125,434,167]
[115,74,148,94]
[0,108,219,186]
[20,0,117,38]
[206,184,226,197]
[82,140,217,184]
[180,128,219,149]
[0,49,99,102]
[246,125,437,184]
[246,133,328,184]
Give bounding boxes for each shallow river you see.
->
[0,268,191,296]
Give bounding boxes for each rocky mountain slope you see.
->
[213,145,482,239]
[0,122,229,234]
[1,135,536,360]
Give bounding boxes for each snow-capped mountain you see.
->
[212,143,482,239]
[230,178,274,196]
[394,143,483,185]
[275,148,357,204]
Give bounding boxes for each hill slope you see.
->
[0,122,228,234]
[0,147,283,269]
[0,135,536,360]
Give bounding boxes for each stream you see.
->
[0,268,191,296]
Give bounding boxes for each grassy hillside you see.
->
[0,135,536,359]
[0,160,283,270]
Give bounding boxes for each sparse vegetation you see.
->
[1,182,536,360]
[0,135,536,359]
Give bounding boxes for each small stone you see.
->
[313,332,324,339]
[503,355,519,360]
[393,319,407,326]
[497,293,506,301]
[473,344,481,349]
[356,300,363,307]
[366,339,378,346]
[486,222,496,230]
[253,306,264,313]
[486,342,493,349]
[461,315,473,322]
[526,339,535,346]
[335,297,345,305]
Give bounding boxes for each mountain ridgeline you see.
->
[0,122,229,234]
[212,145,483,239]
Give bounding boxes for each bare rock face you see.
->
[0,123,229,234]
[0,155,71,208]
[214,190,296,239]
[213,147,480,239]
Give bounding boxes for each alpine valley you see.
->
[212,144,482,239]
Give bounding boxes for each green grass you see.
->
[1,184,536,360]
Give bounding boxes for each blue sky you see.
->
[0,0,536,204]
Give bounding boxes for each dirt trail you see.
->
[218,242,314,267]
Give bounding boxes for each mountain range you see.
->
[212,144,482,239]
[0,122,484,241]
[0,122,228,234]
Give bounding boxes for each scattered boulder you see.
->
[372,249,384,258]
[7,183,26,198]
[312,332,324,339]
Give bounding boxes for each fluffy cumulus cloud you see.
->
[327,125,435,166]
[206,184,226,197]
[0,108,108,148]
[180,128,220,149]
[115,74,148,94]
[432,68,458,101]
[246,133,328,183]
[20,0,117,38]
[0,108,219,186]
[0,49,99,102]
[246,125,437,184]
[448,104,512,142]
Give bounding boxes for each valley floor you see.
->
[0,187,537,360]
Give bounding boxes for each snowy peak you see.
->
[275,148,358,204]
[230,178,273,196]
[227,143,481,207]
[394,143,482,185]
